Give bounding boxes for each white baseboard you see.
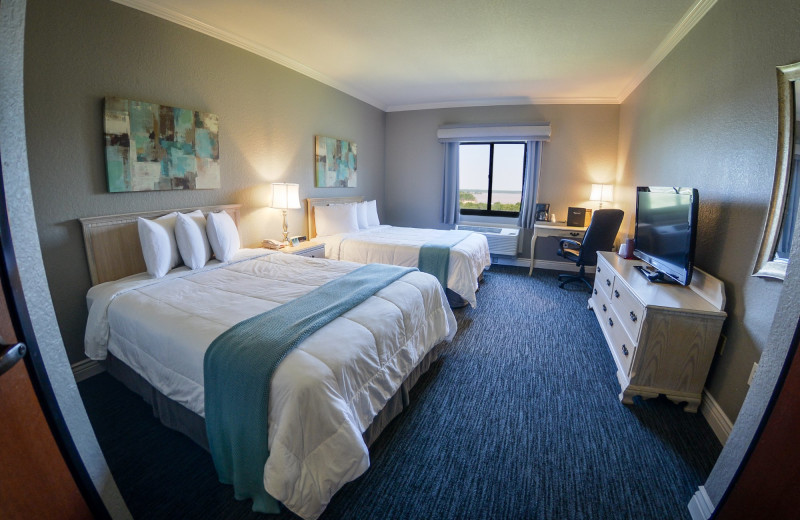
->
[71,358,105,382]
[491,256,530,267]
[700,388,732,445]
[687,485,715,520]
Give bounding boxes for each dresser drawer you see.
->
[595,256,615,300]
[605,306,636,376]
[295,246,325,258]
[591,283,611,321]
[609,279,646,342]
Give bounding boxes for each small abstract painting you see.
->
[103,97,220,192]
[315,135,357,187]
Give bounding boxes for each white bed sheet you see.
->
[317,225,491,307]
[84,250,456,520]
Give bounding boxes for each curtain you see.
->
[518,140,542,229]
[441,142,460,226]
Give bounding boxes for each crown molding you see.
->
[386,96,620,113]
[111,0,387,110]
[617,0,718,103]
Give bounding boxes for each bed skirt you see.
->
[104,341,445,451]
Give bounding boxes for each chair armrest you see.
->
[559,238,582,255]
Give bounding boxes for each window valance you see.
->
[436,123,551,143]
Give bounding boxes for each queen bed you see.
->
[80,205,456,520]
[306,197,491,308]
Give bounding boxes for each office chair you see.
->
[557,208,624,290]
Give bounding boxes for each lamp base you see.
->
[281,209,289,245]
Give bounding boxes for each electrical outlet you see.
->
[748,362,758,386]
[717,333,727,356]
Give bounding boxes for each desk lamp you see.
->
[590,184,614,209]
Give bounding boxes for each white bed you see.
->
[307,197,491,308]
[80,206,456,520]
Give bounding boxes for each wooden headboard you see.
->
[305,197,363,239]
[79,204,241,286]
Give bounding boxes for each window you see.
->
[458,142,526,217]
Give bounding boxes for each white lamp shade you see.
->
[271,183,301,209]
[590,183,614,203]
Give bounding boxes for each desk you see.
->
[528,222,588,275]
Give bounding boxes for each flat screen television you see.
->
[633,186,699,286]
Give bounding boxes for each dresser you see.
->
[589,252,726,412]
[528,222,588,275]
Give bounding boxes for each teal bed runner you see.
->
[418,230,472,289]
[203,263,416,513]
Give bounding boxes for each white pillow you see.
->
[315,204,360,237]
[137,212,180,278]
[206,210,240,262]
[355,201,369,229]
[366,200,380,227]
[175,210,211,269]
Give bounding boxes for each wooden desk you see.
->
[528,222,588,275]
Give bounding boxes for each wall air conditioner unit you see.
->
[457,223,520,257]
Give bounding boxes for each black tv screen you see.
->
[634,187,699,285]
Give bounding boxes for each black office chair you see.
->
[557,208,624,290]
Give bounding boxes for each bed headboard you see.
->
[305,197,364,239]
[79,204,241,286]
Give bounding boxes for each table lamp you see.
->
[271,182,301,244]
[590,184,614,209]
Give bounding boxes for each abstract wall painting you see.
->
[315,135,357,187]
[103,97,220,192]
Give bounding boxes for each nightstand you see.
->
[277,241,325,258]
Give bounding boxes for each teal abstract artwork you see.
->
[103,97,220,192]
[315,135,357,187]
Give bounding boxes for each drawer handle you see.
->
[622,344,629,356]
[608,318,614,327]
[606,279,611,287]
[593,288,597,295]
[570,232,579,236]
[629,311,637,323]
[614,290,620,298]
[602,304,607,312]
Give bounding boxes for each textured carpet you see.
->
[79,266,721,519]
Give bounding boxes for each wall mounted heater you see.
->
[457,223,520,257]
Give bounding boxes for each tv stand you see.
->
[589,252,726,412]
[633,265,680,285]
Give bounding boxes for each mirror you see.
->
[754,61,800,280]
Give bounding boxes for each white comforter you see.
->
[84,250,456,520]
[317,226,491,307]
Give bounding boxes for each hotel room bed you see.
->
[80,205,456,520]
[307,197,491,308]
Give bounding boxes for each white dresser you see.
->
[589,252,726,412]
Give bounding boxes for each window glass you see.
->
[459,144,489,211]
[458,142,525,216]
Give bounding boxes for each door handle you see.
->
[0,342,26,377]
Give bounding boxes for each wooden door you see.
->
[0,257,93,519]
[712,318,800,518]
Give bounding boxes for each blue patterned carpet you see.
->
[79,265,721,519]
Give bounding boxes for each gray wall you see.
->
[385,105,620,256]
[24,0,385,364]
[618,0,800,425]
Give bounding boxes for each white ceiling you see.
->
[114,0,715,111]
